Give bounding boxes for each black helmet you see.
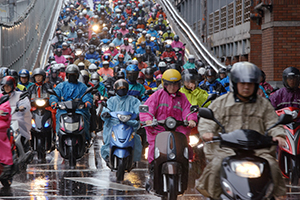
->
[32,68,46,81]
[114,78,129,91]
[282,66,300,90]
[230,62,261,98]
[48,55,55,63]
[145,45,151,51]
[8,69,19,83]
[1,76,16,93]
[144,67,153,75]
[66,64,80,78]
[117,32,123,38]
[114,66,121,73]
[181,68,198,83]
[116,71,125,79]
[219,68,227,74]
[205,68,217,83]
[174,35,179,41]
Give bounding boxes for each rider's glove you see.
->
[85,102,91,109]
[101,112,111,118]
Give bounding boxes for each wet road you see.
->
[0,132,300,199]
[0,132,204,200]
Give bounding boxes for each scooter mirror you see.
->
[190,105,199,113]
[207,93,217,102]
[0,94,9,105]
[108,90,115,96]
[139,105,149,113]
[198,108,214,120]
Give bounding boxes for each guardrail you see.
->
[0,0,61,71]
[158,0,226,71]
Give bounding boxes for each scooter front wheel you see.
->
[37,139,46,163]
[116,158,125,181]
[167,175,178,200]
[68,146,76,169]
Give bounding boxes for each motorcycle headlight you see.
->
[222,181,233,198]
[112,131,116,141]
[35,99,46,107]
[64,122,79,132]
[75,49,83,56]
[128,132,135,142]
[44,119,51,128]
[166,40,173,45]
[117,114,131,122]
[92,25,100,32]
[189,135,199,147]
[101,46,109,52]
[231,161,263,178]
[151,36,156,41]
[165,118,176,129]
[103,23,106,27]
[31,119,36,128]
[128,38,133,43]
[59,104,66,110]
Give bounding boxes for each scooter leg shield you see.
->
[161,162,182,175]
[113,148,131,159]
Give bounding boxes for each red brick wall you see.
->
[262,28,274,81]
[249,5,262,68]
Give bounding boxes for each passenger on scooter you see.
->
[172,35,185,61]
[183,55,196,70]
[270,66,300,110]
[1,76,32,150]
[18,69,34,90]
[197,62,286,199]
[101,78,142,165]
[139,69,197,189]
[126,64,147,101]
[49,65,63,88]
[50,65,93,142]
[199,67,227,96]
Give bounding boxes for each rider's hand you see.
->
[18,106,25,111]
[51,102,57,109]
[273,136,286,148]
[101,112,111,118]
[94,95,100,101]
[188,120,196,128]
[145,120,152,125]
[202,132,214,142]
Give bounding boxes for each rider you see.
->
[74,53,92,69]
[162,27,174,42]
[139,69,197,190]
[89,32,101,46]
[116,22,129,37]
[112,32,124,47]
[49,65,93,143]
[104,43,119,58]
[154,18,166,32]
[160,44,177,62]
[218,68,230,92]
[143,68,156,89]
[8,69,26,92]
[183,55,196,69]
[18,69,34,89]
[136,54,148,70]
[120,38,134,56]
[147,24,159,38]
[197,62,286,199]
[100,79,142,165]
[1,76,32,151]
[270,66,300,110]
[49,65,63,88]
[54,48,68,66]
[154,61,167,76]
[136,30,147,45]
[126,64,147,101]
[171,35,185,60]
[98,61,114,78]
[199,68,227,96]
[260,70,274,95]
[85,44,101,65]
[143,46,157,65]
[136,41,146,54]
[125,27,137,40]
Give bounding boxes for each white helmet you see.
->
[82,10,87,15]
[88,64,98,73]
[188,55,195,60]
[198,67,206,75]
[158,61,167,67]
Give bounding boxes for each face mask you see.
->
[167,30,171,34]
[116,88,127,96]
[117,14,120,17]
[68,74,78,83]
[91,80,99,85]
[57,52,62,56]
[92,37,96,40]
[207,77,215,84]
[158,22,162,25]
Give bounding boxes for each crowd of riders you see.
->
[0,0,298,198]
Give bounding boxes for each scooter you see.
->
[102,104,137,181]
[30,93,55,162]
[276,107,300,185]
[48,87,93,168]
[198,107,293,200]
[140,104,199,200]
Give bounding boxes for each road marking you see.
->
[64,177,145,191]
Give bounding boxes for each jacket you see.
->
[179,87,210,107]
[139,89,197,163]
[103,49,119,58]
[128,81,147,101]
[197,92,286,198]
[54,55,68,66]
[199,80,227,96]
[120,44,134,55]
[183,61,195,69]
[74,59,92,69]
[270,87,300,110]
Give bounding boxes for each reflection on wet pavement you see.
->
[0,135,299,199]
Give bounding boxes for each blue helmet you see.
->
[19,69,30,78]
[126,64,139,72]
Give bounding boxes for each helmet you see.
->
[103,27,108,31]
[174,35,179,41]
[205,68,217,83]
[32,68,46,81]
[1,76,16,93]
[88,64,98,73]
[137,71,145,81]
[89,45,95,53]
[66,64,80,78]
[114,79,129,91]
[90,72,100,85]
[158,61,167,73]
[120,22,126,27]
[80,70,89,77]
[126,64,139,82]
[162,69,181,86]
[142,30,147,35]
[18,69,30,79]
[103,61,110,65]
[188,54,195,61]
[118,54,125,59]
[136,53,142,59]
[116,70,125,79]
[144,67,154,75]
[77,62,85,70]
[145,34,151,41]
[48,55,55,63]
[198,67,206,76]
[131,60,138,66]
[62,42,68,47]
[145,45,151,51]
[165,44,171,49]
[109,43,115,48]
[219,68,227,74]
[103,54,111,61]
[282,66,300,90]
[82,10,87,15]
[50,65,60,74]
[230,62,261,97]
[181,68,199,86]
[140,41,146,46]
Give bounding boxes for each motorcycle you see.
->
[276,107,300,185]
[139,104,199,200]
[102,102,138,181]
[30,92,55,162]
[198,107,293,200]
[48,87,93,168]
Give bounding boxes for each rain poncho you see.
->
[113,53,132,63]
[199,80,227,96]
[9,91,32,140]
[270,87,300,110]
[127,81,147,101]
[100,94,142,161]
[171,41,185,59]
[0,93,12,165]
[183,61,196,69]
[179,87,210,107]
[136,47,146,55]
[220,76,230,91]
[147,30,159,38]
[49,81,93,140]
[139,89,197,163]
[112,38,124,47]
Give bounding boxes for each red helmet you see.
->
[118,54,125,58]
[1,76,16,93]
